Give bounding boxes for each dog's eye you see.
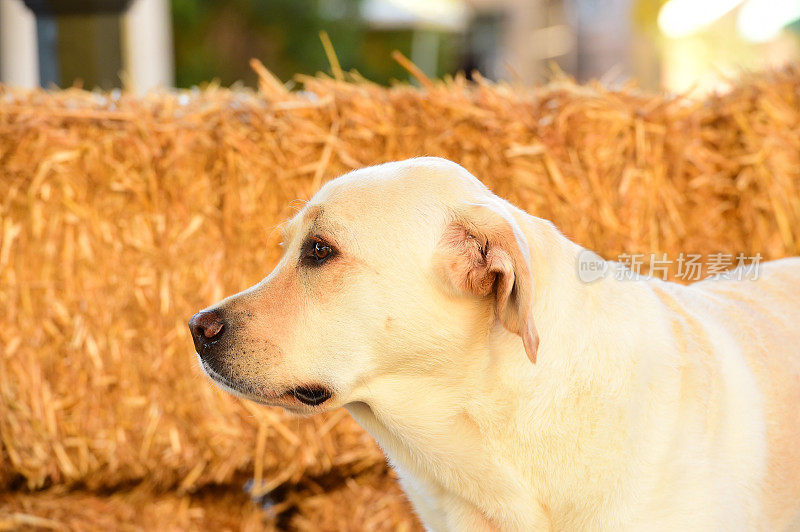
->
[302,239,336,266]
[313,242,331,261]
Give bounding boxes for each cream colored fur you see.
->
[196,157,800,531]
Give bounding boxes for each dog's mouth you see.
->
[290,385,332,406]
[198,356,333,408]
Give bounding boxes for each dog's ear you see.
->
[433,202,539,363]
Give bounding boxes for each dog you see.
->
[190,157,800,531]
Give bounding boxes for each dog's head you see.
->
[189,158,538,413]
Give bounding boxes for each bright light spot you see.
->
[361,0,468,30]
[738,0,800,42]
[658,0,744,38]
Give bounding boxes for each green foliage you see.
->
[171,0,461,87]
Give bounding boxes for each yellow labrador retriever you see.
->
[189,157,800,531]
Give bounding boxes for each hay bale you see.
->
[0,486,276,531]
[0,469,419,531]
[0,64,799,495]
[0,87,386,491]
[285,468,421,531]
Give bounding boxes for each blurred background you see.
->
[1,0,799,96]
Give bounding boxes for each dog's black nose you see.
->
[189,309,226,356]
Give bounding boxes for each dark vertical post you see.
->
[36,14,59,86]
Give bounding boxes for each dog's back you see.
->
[692,258,800,529]
[648,259,800,529]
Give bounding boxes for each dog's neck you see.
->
[347,216,662,529]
